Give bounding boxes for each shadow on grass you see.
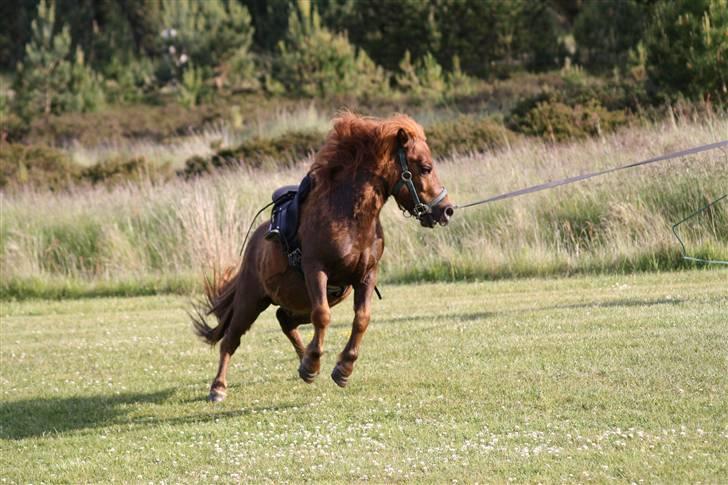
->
[541,297,685,312]
[0,388,303,440]
[0,389,176,440]
[375,311,496,326]
[142,403,302,429]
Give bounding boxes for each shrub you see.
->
[426,116,516,156]
[1,113,30,143]
[80,157,173,186]
[396,51,446,102]
[505,73,639,142]
[26,103,224,146]
[273,2,389,98]
[643,0,727,101]
[0,145,175,191]
[0,143,78,191]
[509,97,628,142]
[180,130,324,178]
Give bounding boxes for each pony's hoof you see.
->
[298,364,318,384]
[331,366,349,388]
[207,389,226,402]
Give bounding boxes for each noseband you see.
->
[391,145,448,220]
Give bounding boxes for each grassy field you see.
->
[1,270,726,482]
[2,116,727,299]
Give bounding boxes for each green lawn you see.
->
[1,270,726,482]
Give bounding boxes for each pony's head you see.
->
[312,112,454,227]
[377,116,454,227]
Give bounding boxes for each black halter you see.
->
[391,145,448,220]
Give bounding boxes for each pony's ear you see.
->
[397,128,409,147]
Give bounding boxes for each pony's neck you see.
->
[351,169,391,228]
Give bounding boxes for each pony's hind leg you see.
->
[208,294,270,402]
[276,308,309,361]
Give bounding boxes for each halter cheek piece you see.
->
[391,145,448,220]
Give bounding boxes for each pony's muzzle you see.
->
[439,204,455,226]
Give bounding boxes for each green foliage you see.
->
[159,0,256,90]
[66,47,106,112]
[573,0,652,72]
[12,0,105,120]
[643,0,728,101]
[504,70,646,141]
[0,144,173,191]
[180,130,324,177]
[319,0,440,72]
[177,64,209,108]
[242,0,294,52]
[0,143,78,191]
[273,3,389,98]
[426,116,516,156]
[445,55,480,98]
[432,0,563,77]
[80,157,173,186]
[509,96,628,142]
[396,51,446,102]
[104,57,157,104]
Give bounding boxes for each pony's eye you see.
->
[421,166,432,175]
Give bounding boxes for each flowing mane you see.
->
[311,112,427,192]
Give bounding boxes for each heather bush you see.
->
[426,116,516,156]
[509,96,628,142]
[0,144,78,191]
[80,157,174,187]
[180,130,323,177]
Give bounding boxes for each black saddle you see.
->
[267,174,313,267]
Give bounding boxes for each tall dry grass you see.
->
[1,117,726,298]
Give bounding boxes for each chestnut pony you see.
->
[192,113,454,402]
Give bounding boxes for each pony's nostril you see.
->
[444,206,455,219]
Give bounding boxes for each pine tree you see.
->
[13,0,104,120]
[273,0,388,98]
[13,0,72,119]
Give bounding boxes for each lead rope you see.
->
[672,194,728,265]
[454,140,728,265]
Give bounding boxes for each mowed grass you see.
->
[1,271,726,482]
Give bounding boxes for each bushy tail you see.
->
[190,266,239,346]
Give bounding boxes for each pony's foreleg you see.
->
[331,270,376,388]
[208,295,269,402]
[276,308,309,361]
[298,269,330,383]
